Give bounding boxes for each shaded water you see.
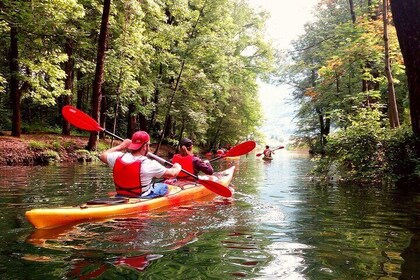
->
[0,151,419,279]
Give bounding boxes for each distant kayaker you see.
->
[99,131,181,198]
[263,145,274,158]
[172,138,214,179]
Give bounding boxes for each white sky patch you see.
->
[246,0,318,143]
[247,0,317,49]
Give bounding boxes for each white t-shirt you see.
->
[106,152,166,186]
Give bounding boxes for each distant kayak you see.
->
[262,157,273,161]
[25,166,235,229]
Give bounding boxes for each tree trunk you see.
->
[209,104,227,151]
[390,0,420,137]
[76,70,84,110]
[156,1,207,153]
[383,0,400,128]
[139,114,148,132]
[61,37,75,135]
[348,0,356,23]
[362,0,380,105]
[99,91,107,139]
[9,26,21,137]
[87,0,111,150]
[149,63,163,133]
[127,103,136,139]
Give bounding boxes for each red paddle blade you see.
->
[198,179,232,197]
[225,141,256,157]
[62,105,103,132]
[256,153,262,157]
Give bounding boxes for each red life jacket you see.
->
[113,156,149,197]
[172,154,194,178]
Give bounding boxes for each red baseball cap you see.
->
[128,131,150,150]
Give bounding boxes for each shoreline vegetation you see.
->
[0,132,306,167]
[0,132,177,166]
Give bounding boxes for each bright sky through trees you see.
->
[247,0,318,145]
[248,0,318,49]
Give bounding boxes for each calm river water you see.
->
[0,151,419,279]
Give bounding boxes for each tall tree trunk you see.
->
[149,63,163,133]
[76,70,84,110]
[61,37,75,135]
[156,60,185,152]
[390,0,420,138]
[110,66,124,142]
[362,0,380,105]
[383,0,399,128]
[209,104,227,151]
[9,25,21,137]
[87,0,111,150]
[176,119,186,153]
[127,103,136,138]
[138,97,149,132]
[99,91,107,139]
[156,1,207,154]
[111,101,119,146]
[348,0,356,23]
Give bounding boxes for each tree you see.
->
[383,0,399,128]
[389,0,420,141]
[2,0,83,137]
[87,0,111,151]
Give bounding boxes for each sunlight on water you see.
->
[260,241,309,279]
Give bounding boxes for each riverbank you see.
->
[0,133,176,166]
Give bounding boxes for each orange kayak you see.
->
[25,166,235,229]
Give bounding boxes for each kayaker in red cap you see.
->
[171,138,213,179]
[99,131,181,198]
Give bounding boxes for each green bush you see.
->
[28,140,49,150]
[313,109,420,183]
[383,128,420,181]
[52,141,62,151]
[41,150,60,162]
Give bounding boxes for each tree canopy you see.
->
[0,0,274,151]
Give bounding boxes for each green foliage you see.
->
[76,149,95,163]
[51,141,62,151]
[1,0,274,152]
[21,121,61,134]
[28,140,49,151]
[96,141,110,152]
[382,128,420,181]
[41,150,60,162]
[0,98,10,131]
[62,140,76,149]
[313,109,419,182]
[279,0,416,182]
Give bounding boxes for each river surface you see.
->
[0,151,419,279]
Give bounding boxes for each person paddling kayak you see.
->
[263,145,275,159]
[171,138,214,180]
[99,131,181,198]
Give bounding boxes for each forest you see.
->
[0,0,419,182]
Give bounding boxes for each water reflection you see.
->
[0,151,419,279]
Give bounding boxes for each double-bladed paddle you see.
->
[256,146,284,157]
[209,141,256,162]
[62,105,232,197]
